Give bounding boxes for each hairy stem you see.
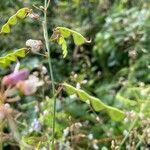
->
[43,0,56,149]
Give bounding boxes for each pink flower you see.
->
[2,69,29,86]
[16,75,43,95]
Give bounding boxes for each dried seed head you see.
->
[88,134,93,140]
[63,127,69,137]
[42,66,47,74]
[28,12,40,20]
[26,39,43,53]
[0,104,12,121]
[128,50,137,59]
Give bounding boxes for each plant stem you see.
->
[43,0,56,149]
[0,122,3,150]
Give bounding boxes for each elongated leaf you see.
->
[0,48,26,68]
[0,7,30,34]
[63,83,125,121]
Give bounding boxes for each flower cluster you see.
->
[2,69,43,96]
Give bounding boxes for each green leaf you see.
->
[63,83,125,121]
[0,48,26,68]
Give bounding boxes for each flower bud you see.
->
[16,80,37,95]
[26,39,43,53]
[16,75,41,95]
[2,69,29,86]
[28,13,40,20]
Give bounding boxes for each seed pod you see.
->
[0,7,30,34]
[8,15,17,25]
[16,7,29,19]
[1,24,10,33]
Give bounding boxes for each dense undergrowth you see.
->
[0,0,149,149]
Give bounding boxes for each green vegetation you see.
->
[0,0,149,149]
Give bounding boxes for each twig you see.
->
[42,0,56,149]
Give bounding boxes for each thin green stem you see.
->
[43,0,56,149]
[119,117,138,148]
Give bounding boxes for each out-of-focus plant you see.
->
[0,0,149,149]
[92,1,150,149]
[0,1,126,149]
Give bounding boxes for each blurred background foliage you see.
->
[0,0,150,149]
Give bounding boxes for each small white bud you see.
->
[26,39,43,53]
[28,13,40,20]
[76,83,80,89]
[93,144,99,150]
[42,66,47,74]
[88,134,93,140]
[43,110,48,115]
[123,130,128,136]
[63,127,69,137]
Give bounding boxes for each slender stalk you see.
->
[42,0,56,149]
[0,122,3,150]
[119,117,138,148]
